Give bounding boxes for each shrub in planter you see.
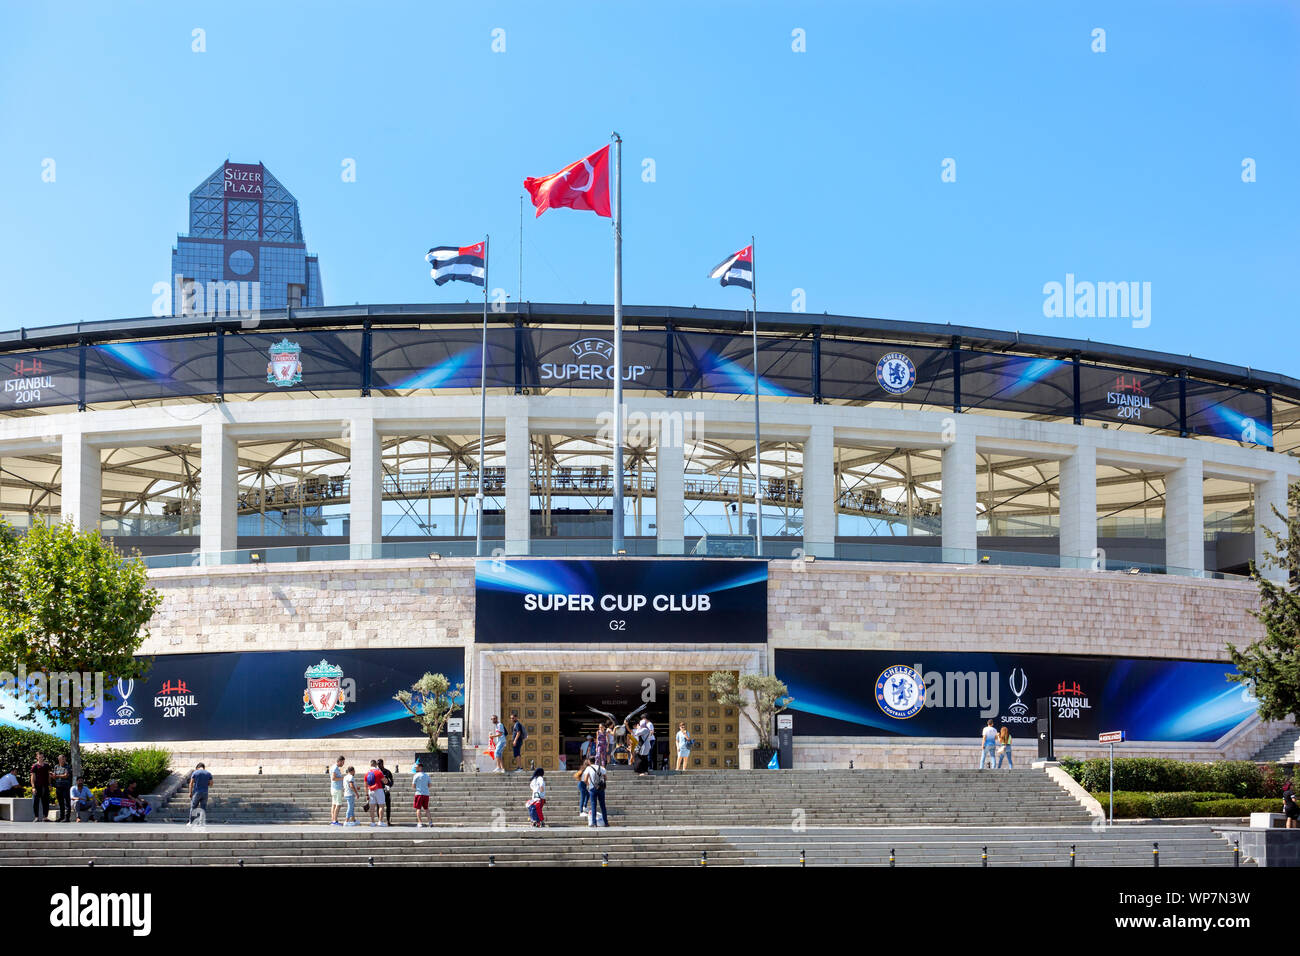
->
[1059,757,1085,783]
[1148,791,1235,818]
[1191,798,1283,817]
[1091,791,1153,818]
[1206,761,1264,798]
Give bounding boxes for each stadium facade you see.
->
[0,300,1296,771]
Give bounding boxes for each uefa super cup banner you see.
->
[775,648,1257,743]
[68,647,465,744]
[475,559,768,643]
[0,329,1275,447]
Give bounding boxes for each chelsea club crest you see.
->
[875,352,916,396]
[875,664,926,719]
[303,659,345,720]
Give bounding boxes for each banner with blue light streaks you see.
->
[775,648,1255,742]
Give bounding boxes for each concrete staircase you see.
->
[0,824,1247,867]
[1251,725,1300,762]
[721,825,1248,866]
[148,767,1094,827]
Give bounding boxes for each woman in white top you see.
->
[527,768,547,827]
[674,723,693,771]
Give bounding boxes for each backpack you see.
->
[590,765,606,792]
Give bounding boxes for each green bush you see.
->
[1191,798,1284,817]
[0,726,169,792]
[0,724,69,782]
[1207,761,1265,798]
[124,748,171,792]
[1077,757,1266,796]
[1059,757,1085,782]
[1090,790,1235,818]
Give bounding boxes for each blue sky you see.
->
[0,0,1296,375]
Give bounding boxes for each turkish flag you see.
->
[523,145,611,218]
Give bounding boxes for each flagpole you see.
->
[750,235,763,558]
[612,132,625,556]
[476,234,489,558]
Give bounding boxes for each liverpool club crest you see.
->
[303,659,345,719]
[267,338,303,387]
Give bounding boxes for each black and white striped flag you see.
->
[707,244,754,290]
[426,241,486,286]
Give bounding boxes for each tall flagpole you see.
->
[476,234,489,558]
[612,132,625,555]
[750,235,763,558]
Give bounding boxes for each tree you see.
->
[393,672,464,753]
[709,671,792,750]
[1227,480,1300,723]
[0,520,162,784]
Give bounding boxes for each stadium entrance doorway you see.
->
[498,670,741,771]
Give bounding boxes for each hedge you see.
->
[0,724,171,793]
[1090,791,1235,819]
[1068,757,1282,798]
[1089,791,1284,818]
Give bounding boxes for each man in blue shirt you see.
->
[187,763,213,826]
[411,762,431,828]
[69,777,96,823]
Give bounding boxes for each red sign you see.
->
[223,162,264,198]
[1098,730,1125,743]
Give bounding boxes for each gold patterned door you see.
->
[669,671,739,769]
[500,671,559,770]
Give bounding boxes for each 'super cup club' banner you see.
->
[72,647,464,743]
[475,559,768,643]
[775,648,1256,742]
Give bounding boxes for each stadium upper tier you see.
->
[0,302,1295,454]
[0,303,1294,579]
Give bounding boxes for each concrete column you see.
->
[655,416,684,555]
[349,417,382,560]
[1164,458,1204,574]
[940,430,977,556]
[1058,444,1097,567]
[1255,471,1291,584]
[504,404,530,554]
[802,423,835,557]
[60,431,101,531]
[200,422,237,563]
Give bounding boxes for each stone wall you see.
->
[128,557,1272,771]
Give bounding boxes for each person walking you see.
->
[70,777,96,823]
[527,768,547,827]
[595,722,610,768]
[490,714,507,773]
[674,723,693,771]
[411,761,431,828]
[510,713,527,772]
[344,766,359,826]
[640,716,656,773]
[995,727,1014,768]
[634,721,652,776]
[582,758,608,827]
[977,719,997,769]
[330,756,346,825]
[51,754,71,822]
[1283,784,1299,829]
[378,759,394,825]
[187,763,213,826]
[574,756,591,817]
[29,751,51,823]
[364,760,387,827]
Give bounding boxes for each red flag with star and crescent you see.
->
[523,145,611,218]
